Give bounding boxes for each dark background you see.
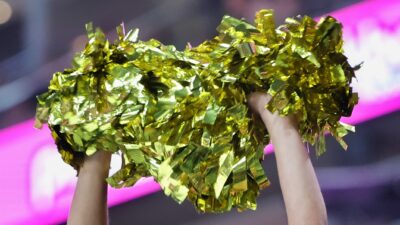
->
[0,0,399,224]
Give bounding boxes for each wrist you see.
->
[262,112,298,134]
[79,151,112,177]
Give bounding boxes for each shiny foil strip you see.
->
[35,10,358,212]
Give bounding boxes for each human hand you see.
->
[248,93,328,225]
[247,92,298,133]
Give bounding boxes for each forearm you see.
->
[67,151,111,225]
[268,124,327,225]
[255,95,327,225]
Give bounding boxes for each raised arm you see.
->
[67,151,111,225]
[248,92,328,225]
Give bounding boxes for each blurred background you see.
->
[0,0,399,225]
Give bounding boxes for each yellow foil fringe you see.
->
[35,10,358,212]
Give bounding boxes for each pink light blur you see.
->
[1,0,400,224]
[0,119,162,225]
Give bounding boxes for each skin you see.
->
[67,150,111,225]
[248,93,327,225]
[67,93,327,225]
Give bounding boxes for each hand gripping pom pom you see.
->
[35,9,358,213]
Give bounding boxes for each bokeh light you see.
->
[0,0,12,25]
